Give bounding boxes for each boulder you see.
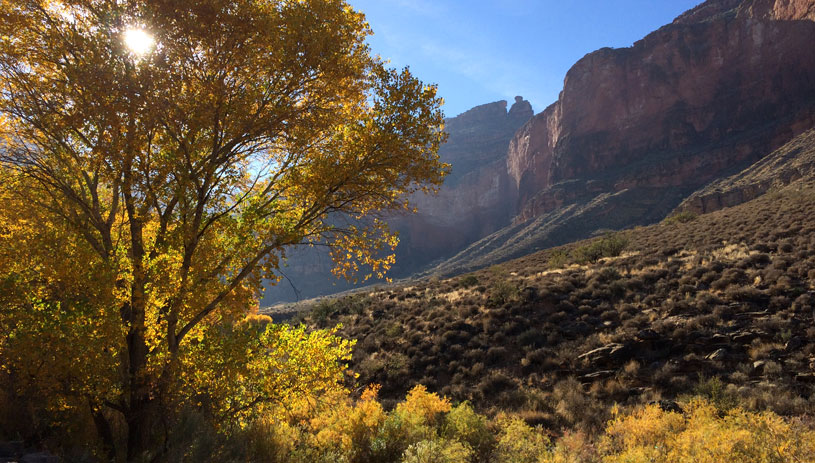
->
[578,343,629,364]
[706,348,728,361]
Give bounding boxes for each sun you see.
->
[123,27,155,56]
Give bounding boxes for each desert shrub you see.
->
[744,253,771,267]
[593,267,622,283]
[401,438,473,463]
[384,322,404,338]
[385,353,411,379]
[548,250,569,269]
[478,372,515,398]
[312,299,339,323]
[572,243,603,265]
[493,416,551,463]
[552,378,606,431]
[690,377,739,412]
[724,285,767,303]
[518,328,546,348]
[663,211,698,225]
[488,280,520,306]
[312,294,371,323]
[600,233,628,260]
[711,268,747,290]
[485,346,510,366]
[459,275,480,288]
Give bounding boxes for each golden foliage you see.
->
[192,385,815,463]
[396,385,453,427]
[602,400,815,463]
[0,0,447,456]
[493,416,551,463]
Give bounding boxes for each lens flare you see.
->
[124,28,154,56]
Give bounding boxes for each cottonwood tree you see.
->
[0,0,446,459]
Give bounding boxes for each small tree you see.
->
[0,0,447,459]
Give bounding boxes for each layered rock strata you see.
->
[679,128,815,214]
[507,0,815,223]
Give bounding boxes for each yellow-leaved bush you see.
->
[602,399,815,463]
[224,391,815,463]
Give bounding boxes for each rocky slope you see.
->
[432,0,815,277]
[678,128,815,213]
[261,98,533,304]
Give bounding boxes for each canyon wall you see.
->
[262,98,533,304]
[266,0,815,297]
[430,0,815,276]
[678,128,815,214]
[506,0,815,223]
[387,97,532,271]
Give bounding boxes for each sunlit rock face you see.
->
[507,0,815,222]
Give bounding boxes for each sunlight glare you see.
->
[124,28,154,56]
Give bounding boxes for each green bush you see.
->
[488,280,519,306]
[690,376,739,412]
[572,233,628,264]
[311,293,370,322]
[663,211,698,225]
[548,251,569,269]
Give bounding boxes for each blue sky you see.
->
[348,0,703,117]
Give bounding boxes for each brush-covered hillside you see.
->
[292,175,815,433]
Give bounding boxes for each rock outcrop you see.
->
[678,128,815,214]
[509,0,815,222]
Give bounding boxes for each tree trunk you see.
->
[122,157,155,461]
[124,296,154,461]
[125,394,156,462]
[90,404,117,461]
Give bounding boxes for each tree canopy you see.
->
[0,0,447,459]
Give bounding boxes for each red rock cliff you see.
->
[508,0,815,222]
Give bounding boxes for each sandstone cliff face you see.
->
[507,0,815,223]
[737,0,815,21]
